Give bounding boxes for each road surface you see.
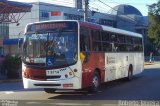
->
[0,64,160,106]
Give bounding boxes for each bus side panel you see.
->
[82,52,105,88]
[133,53,144,75]
[105,52,144,82]
[116,53,129,79]
[105,53,117,81]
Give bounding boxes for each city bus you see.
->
[21,20,144,93]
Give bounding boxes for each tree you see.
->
[148,2,160,53]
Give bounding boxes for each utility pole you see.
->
[84,0,89,21]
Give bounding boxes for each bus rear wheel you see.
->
[44,88,56,93]
[127,66,133,81]
[89,72,101,92]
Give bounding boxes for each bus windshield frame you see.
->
[22,21,78,69]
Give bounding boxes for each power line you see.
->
[90,2,137,26]
[95,0,138,24]
[90,0,156,16]
[97,0,137,22]
[97,0,156,5]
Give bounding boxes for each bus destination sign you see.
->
[35,23,67,30]
[26,21,78,33]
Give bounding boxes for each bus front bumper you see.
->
[23,77,81,90]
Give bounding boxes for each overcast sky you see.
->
[10,0,158,16]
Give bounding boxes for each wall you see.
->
[9,2,40,39]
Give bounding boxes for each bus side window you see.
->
[117,34,126,52]
[91,30,102,51]
[133,37,143,52]
[111,34,117,43]
[111,34,118,52]
[126,36,133,52]
[80,27,90,52]
[102,31,111,52]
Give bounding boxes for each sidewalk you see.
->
[0,74,22,83]
[144,61,160,65]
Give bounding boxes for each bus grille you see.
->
[33,75,61,80]
[34,84,61,86]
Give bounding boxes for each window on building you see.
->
[40,10,49,19]
[64,13,83,20]
[0,23,9,39]
[0,47,4,55]
[99,19,117,27]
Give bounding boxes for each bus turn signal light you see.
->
[69,72,73,76]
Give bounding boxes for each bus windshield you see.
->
[22,31,78,68]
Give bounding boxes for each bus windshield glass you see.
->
[22,22,78,68]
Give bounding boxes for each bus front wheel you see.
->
[44,88,56,93]
[89,72,101,92]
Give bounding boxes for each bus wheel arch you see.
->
[95,68,101,80]
[128,64,133,81]
[89,69,101,92]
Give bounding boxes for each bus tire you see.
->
[127,65,133,81]
[44,88,56,93]
[89,71,101,92]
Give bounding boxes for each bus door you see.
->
[105,53,117,82]
[104,34,118,81]
[116,34,128,79]
[116,53,128,79]
[102,33,116,82]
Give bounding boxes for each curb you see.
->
[0,79,22,83]
[144,63,154,65]
[144,62,160,66]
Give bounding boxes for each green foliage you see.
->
[3,55,21,79]
[148,2,160,51]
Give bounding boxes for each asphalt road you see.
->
[0,64,160,106]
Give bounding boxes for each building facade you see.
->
[0,22,9,55]
[9,2,116,39]
[0,0,31,56]
[8,2,149,55]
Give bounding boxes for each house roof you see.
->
[108,4,142,16]
[0,0,32,13]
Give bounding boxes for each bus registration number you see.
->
[46,70,60,75]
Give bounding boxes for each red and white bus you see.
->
[22,20,144,93]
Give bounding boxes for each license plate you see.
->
[46,70,60,75]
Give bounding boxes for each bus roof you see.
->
[26,20,142,38]
[26,20,79,26]
[101,25,142,38]
[79,21,142,38]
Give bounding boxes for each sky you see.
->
[10,0,158,16]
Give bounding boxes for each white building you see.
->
[9,2,116,39]
[8,2,148,55]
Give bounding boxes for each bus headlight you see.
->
[65,71,74,78]
[74,69,78,72]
